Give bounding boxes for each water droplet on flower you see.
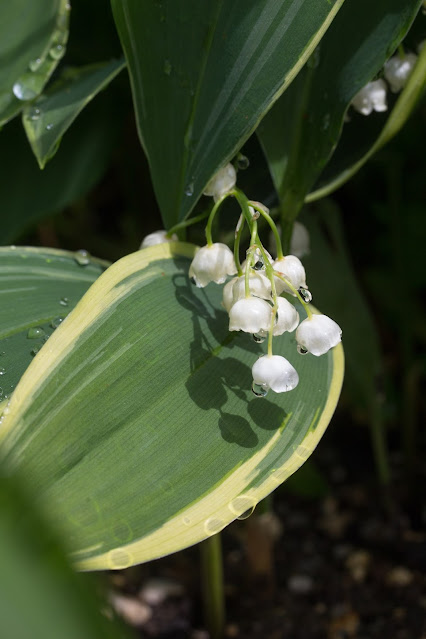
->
[45,123,53,131]
[204,517,226,535]
[74,249,90,266]
[253,260,264,270]
[59,297,69,307]
[297,345,308,355]
[237,154,250,170]
[185,182,194,196]
[298,287,312,303]
[252,333,265,344]
[252,382,268,397]
[49,44,65,60]
[51,317,64,329]
[29,58,43,72]
[27,327,45,339]
[163,59,172,75]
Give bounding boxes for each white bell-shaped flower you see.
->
[203,163,237,200]
[222,277,238,312]
[290,221,310,258]
[252,355,299,393]
[273,297,299,335]
[241,247,273,272]
[296,314,342,356]
[140,230,178,248]
[384,53,417,93]
[273,255,307,295]
[351,79,387,116]
[189,243,237,287]
[231,272,272,305]
[229,297,272,334]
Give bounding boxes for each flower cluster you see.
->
[188,165,342,397]
[351,50,417,116]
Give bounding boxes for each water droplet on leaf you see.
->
[29,58,43,72]
[30,347,40,357]
[204,517,226,535]
[45,123,53,131]
[74,249,90,266]
[51,317,64,329]
[13,73,44,101]
[237,154,250,170]
[185,182,194,196]
[49,44,64,60]
[297,345,308,355]
[59,297,69,307]
[252,333,265,344]
[27,327,45,339]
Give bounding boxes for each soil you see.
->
[105,420,426,639]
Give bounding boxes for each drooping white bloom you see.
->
[290,221,310,258]
[222,277,238,312]
[231,272,272,305]
[189,243,237,287]
[384,53,417,93]
[229,297,272,334]
[351,79,387,116]
[252,355,299,393]
[140,230,178,248]
[203,163,237,200]
[272,297,299,335]
[273,255,307,295]
[296,314,342,356]
[241,247,273,272]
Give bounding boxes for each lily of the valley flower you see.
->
[140,230,177,248]
[203,163,237,201]
[229,297,272,334]
[272,297,299,335]
[351,79,387,116]
[223,272,272,312]
[273,255,307,295]
[252,355,299,393]
[384,52,417,93]
[296,314,342,356]
[189,243,237,287]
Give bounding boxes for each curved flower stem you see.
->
[167,209,210,237]
[233,215,244,277]
[267,305,277,357]
[249,201,284,259]
[205,192,234,245]
[245,221,258,297]
[274,272,312,319]
[232,188,256,230]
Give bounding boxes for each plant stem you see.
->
[167,209,210,237]
[201,534,225,639]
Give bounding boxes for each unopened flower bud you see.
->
[203,163,236,200]
[140,230,177,248]
[296,314,342,356]
[252,355,299,393]
[189,243,237,287]
[351,79,387,116]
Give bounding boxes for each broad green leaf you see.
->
[111,0,345,227]
[0,0,70,126]
[0,102,120,244]
[0,243,343,570]
[257,0,422,219]
[0,474,131,639]
[23,59,126,169]
[303,201,381,413]
[307,38,426,201]
[0,246,108,403]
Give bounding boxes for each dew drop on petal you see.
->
[253,260,264,271]
[298,287,312,303]
[252,381,268,397]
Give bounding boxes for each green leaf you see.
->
[307,35,426,201]
[302,201,381,412]
[23,58,126,169]
[257,0,422,215]
[0,474,131,639]
[0,0,70,126]
[0,242,343,570]
[111,0,345,227]
[0,101,120,244]
[0,246,108,403]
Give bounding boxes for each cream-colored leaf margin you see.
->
[0,242,344,570]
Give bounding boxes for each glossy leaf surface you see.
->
[23,58,126,168]
[0,243,343,570]
[0,247,108,403]
[257,0,422,213]
[111,0,345,227]
[0,0,70,126]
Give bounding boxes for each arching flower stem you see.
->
[245,221,258,297]
[249,201,284,259]
[205,191,234,245]
[275,272,313,319]
[167,209,210,238]
[233,214,244,277]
